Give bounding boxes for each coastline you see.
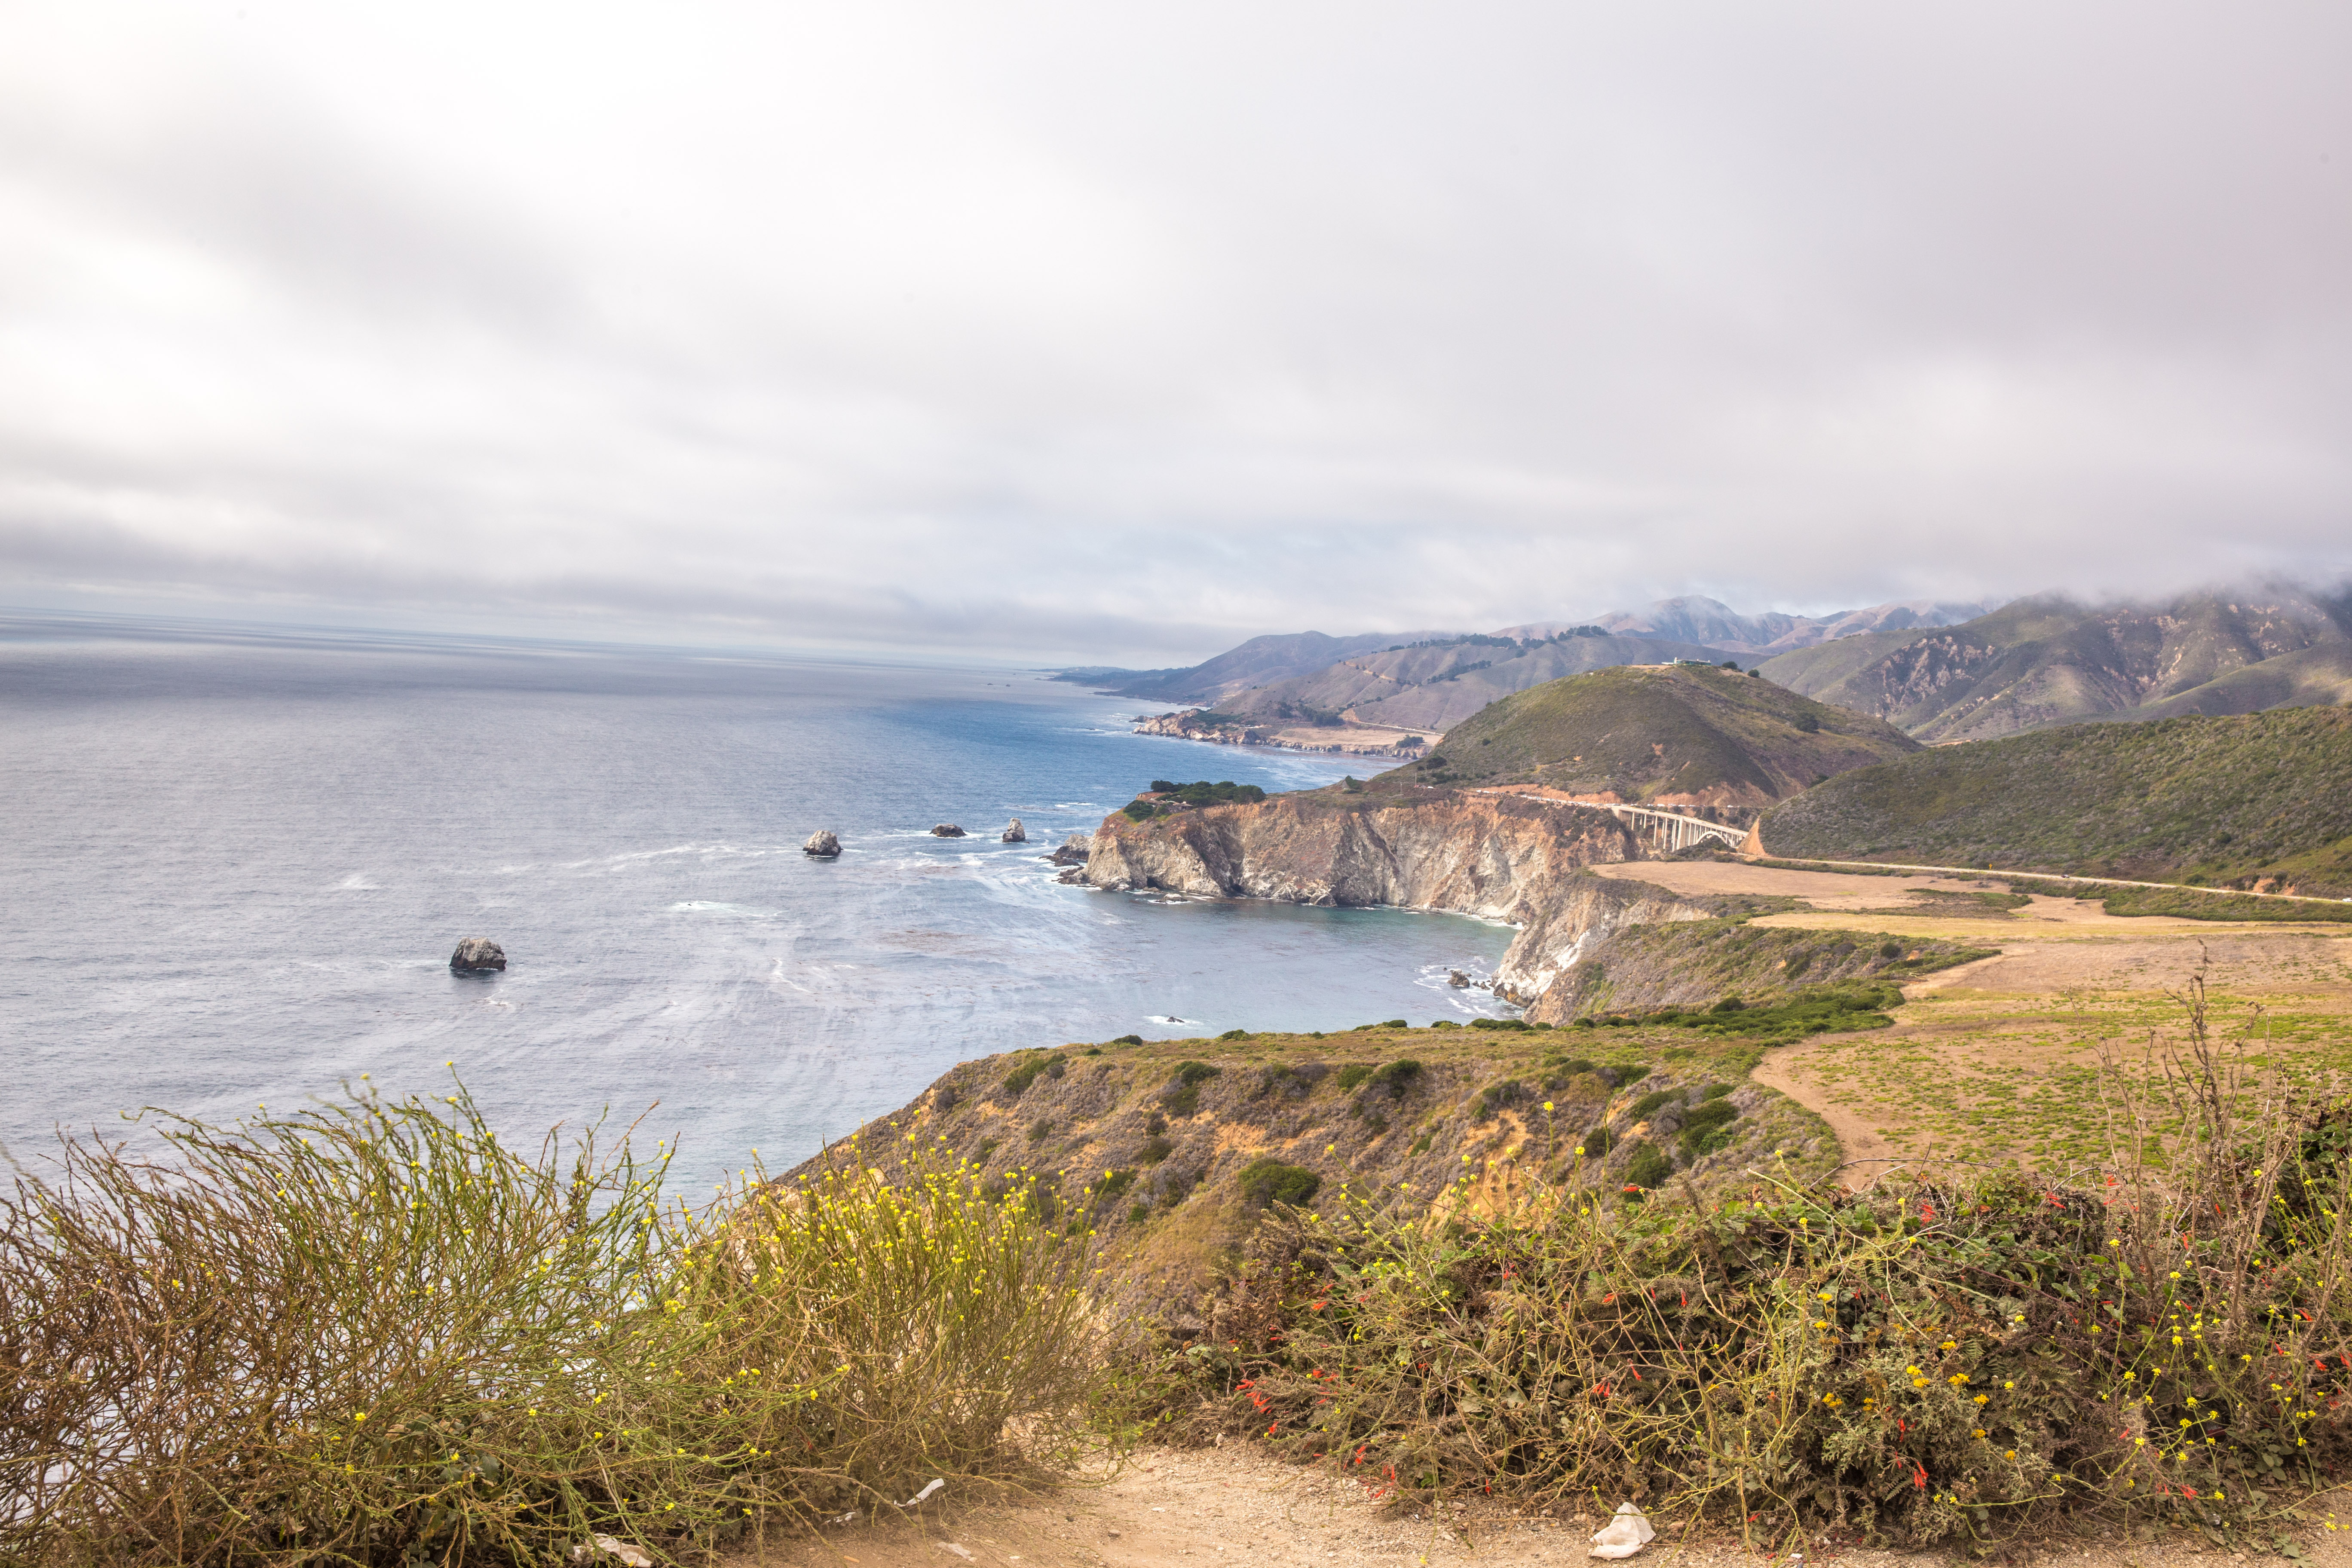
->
[1129,706,1439,760]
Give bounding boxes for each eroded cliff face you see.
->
[1082,791,1714,997]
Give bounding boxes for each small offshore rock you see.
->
[1001,818,1026,843]
[1448,969,1471,988]
[802,830,841,857]
[931,823,968,837]
[450,937,506,972]
[1048,831,1092,866]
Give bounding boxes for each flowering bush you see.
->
[0,1086,1101,1565]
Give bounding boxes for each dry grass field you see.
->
[1592,860,2352,1178]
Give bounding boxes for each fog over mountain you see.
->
[3,4,2348,661]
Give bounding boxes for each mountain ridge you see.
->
[1758,588,2352,742]
[1056,596,1993,713]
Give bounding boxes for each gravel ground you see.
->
[726,1444,2352,1568]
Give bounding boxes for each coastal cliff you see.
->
[1083,789,1718,998]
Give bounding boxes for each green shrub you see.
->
[1369,1060,1423,1096]
[1236,1158,1322,1208]
[1135,1129,2352,1544]
[1469,1017,1530,1032]
[1163,1061,1222,1117]
[1626,1088,1681,1121]
[1380,1019,1409,1029]
[1472,1080,1531,1122]
[0,1084,1103,1565]
[1137,1136,1174,1166]
[1650,983,1905,1046]
[1003,1058,1047,1095]
[1218,1029,1251,1041]
[1675,1098,1740,1158]
[1622,1141,1673,1187]
[1144,780,1268,806]
[1112,1033,1144,1045]
[1579,1127,1615,1159]
[1335,1065,1375,1092]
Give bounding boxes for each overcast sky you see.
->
[2,3,2347,663]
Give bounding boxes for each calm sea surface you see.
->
[0,615,1514,1185]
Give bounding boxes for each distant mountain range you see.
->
[1062,585,2352,744]
[1504,596,1998,656]
[1757,587,2352,742]
[1056,595,1994,734]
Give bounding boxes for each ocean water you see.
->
[0,614,1516,1186]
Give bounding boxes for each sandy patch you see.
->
[726,1445,2348,1568]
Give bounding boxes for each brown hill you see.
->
[1372,663,1920,806]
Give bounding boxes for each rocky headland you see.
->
[1081,786,1744,1006]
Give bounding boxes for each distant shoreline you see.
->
[1127,706,1437,760]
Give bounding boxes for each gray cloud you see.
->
[1,1,2346,664]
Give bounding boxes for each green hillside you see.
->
[1759,704,2352,896]
[1371,663,1919,804]
[1758,590,2352,742]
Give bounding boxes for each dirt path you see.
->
[727,1445,2349,1568]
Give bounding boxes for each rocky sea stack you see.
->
[802,830,841,857]
[1001,818,1026,842]
[931,824,967,837]
[448,937,505,972]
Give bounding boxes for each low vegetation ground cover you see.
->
[1121,781,1268,819]
[1540,914,1997,1022]
[1771,938,2352,1174]
[1131,991,2352,1551]
[1759,706,2352,897]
